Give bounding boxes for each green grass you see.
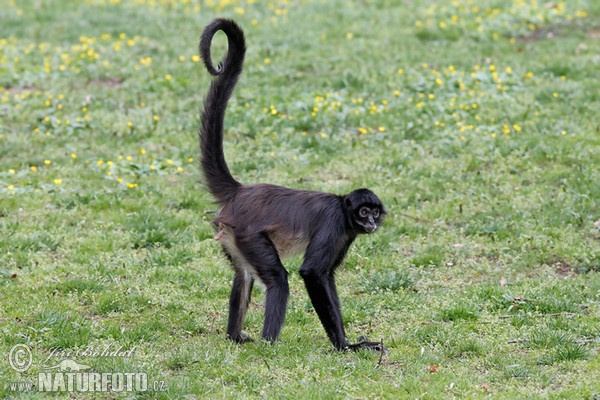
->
[1,0,600,398]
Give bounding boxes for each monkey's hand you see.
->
[346,337,388,353]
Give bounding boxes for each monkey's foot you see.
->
[227,332,254,344]
[346,337,388,353]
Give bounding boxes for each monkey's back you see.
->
[214,183,346,259]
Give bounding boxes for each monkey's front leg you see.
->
[300,269,386,352]
[328,277,387,353]
[299,269,348,349]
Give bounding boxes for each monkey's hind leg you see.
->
[236,233,289,343]
[224,251,255,343]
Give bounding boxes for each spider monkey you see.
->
[199,18,386,351]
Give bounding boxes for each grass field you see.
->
[1,0,600,398]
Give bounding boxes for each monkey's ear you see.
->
[344,197,352,209]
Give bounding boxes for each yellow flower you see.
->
[9,169,15,174]
[127,121,133,127]
[506,67,512,74]
[150,164,156,170]
[264,58,271,64]
[54,179,62,185]
[71,153,77,159]
[513,124,522,132]
[165,74,172,81]
[191,55,200,62]
[97,160,104,166]
[346,32,353,39]
[358,127,368,135]
[177,167,183,173]
[30,166,37,172]
[7,185,14,190]
[127,182,138,189]
[166,159,174,165]
[435,78,443,85]
[153,115,160,122]
[397,68,404,75]
[378,126,386,132]
[126,156,133,161]
[187,157,193,163]
[44,160,51,165]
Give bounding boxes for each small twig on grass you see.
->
[508,339,529,344]
[398,213,433,224]
[540,312,576,318]
[377,338,385,367]
[499,312,576,319]
[576,338,597,344]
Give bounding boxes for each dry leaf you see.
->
[427,365,438,373]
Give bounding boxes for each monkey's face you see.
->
[345,188,386,234]
[354,205,383,233]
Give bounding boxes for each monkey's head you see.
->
[344,189,386,234]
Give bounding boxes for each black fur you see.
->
[199,18,245,205]
[198,19,386,351]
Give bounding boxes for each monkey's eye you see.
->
[372,209,380,219]
[359,207,369,218]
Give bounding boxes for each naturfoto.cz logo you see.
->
[7,344,166,393]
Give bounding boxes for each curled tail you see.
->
[199,18,246,205]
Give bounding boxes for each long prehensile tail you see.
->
[199,19,246,205]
